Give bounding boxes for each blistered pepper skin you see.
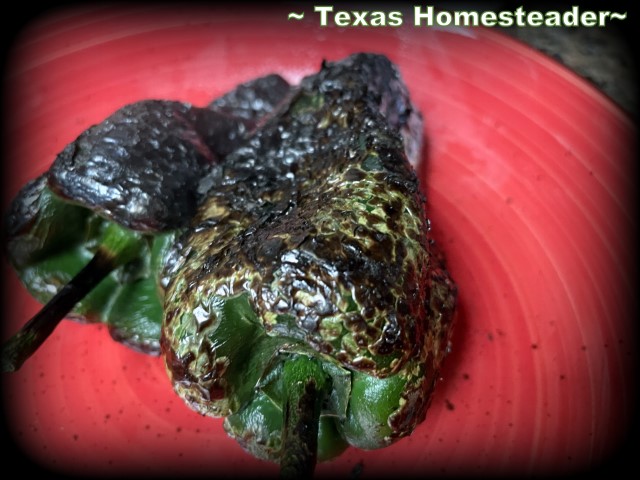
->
[161,54,457,459]
[48,74,291,233]
[4,75,291,353]
[3,54,456,470]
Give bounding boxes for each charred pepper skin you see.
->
[49,74,291,233]
[4,75,291,354]
[3,53,457,472]
[5,174,168,353]
[161,53,457,462]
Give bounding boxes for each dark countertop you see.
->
[502,26,636,118]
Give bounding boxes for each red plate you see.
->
[2,5,636,477]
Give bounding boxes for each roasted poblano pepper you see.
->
[2,54,457,476]
[3,74,291,362]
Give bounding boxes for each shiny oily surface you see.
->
[2,6,636,477]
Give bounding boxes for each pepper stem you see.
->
[2,224,144,373]
[279,355,328,479]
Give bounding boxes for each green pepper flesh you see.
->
[161,54,457,464]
